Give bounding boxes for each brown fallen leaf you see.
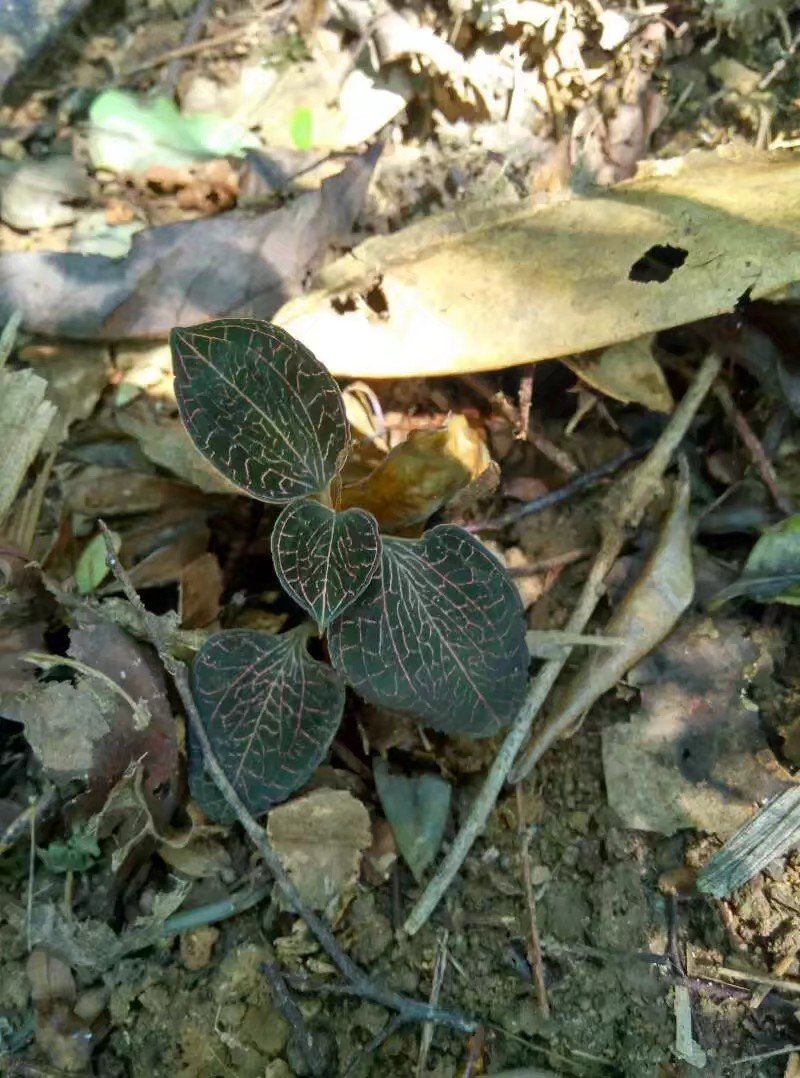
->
[26,949,94,1075]
[63,466,207,518]
[115,399,239,495]
[67,619,179,821]
[0,146,379,339]
[179,552,224,629]
[20,341,111,426]
[276,148,800,377]
[267,788,371,911]
[339,415,492,530]
[602,615,792,837]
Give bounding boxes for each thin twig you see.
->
[713,382,794,516]
[515,786,549,1019]
[0,789,58,857]
[160,0,216,96]
[468,445,649,532]
[464,372,579,476]
[261,960,324,1076]
[120,26,254,77]
[517,368,535,439]
[506,547,589,576]
[97,522,473,1034]
[403,352,722,936]
[416,930,449,1077]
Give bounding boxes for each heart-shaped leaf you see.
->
[328,525,528,737]
[272,499,381,630]
[373,759,451,881]
[171,319,348,503]
[188,626,345,822]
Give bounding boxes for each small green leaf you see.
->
[76,529,121,595]
[189,626,345,822]
[290,107,314,150]
[328,525,529,737]
[171,319,348,503]
[272,499,380,630]
[714,514,800,605]
[373,759,451,881]
[88,89,260,172]
[39,826,101,874]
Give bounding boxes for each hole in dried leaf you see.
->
[332,295,358,314]
[628,244,688,284]
[364,282,389,317]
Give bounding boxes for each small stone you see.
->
[265,1063,295,1078]
[180,925,220,971]
[240,1004,288,1057]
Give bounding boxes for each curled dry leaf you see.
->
[564,336,674,413]
[339,416,492,531]
[276,149,800,377]
[266,788,371,910]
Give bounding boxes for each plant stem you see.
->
[403,351,722,936]
[98,522,473,1034]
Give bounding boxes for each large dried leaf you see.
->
[276,149,800,376]
[272,499,380,630]
[328,525,528,737]
[339,416,492,530]
[0,148,378,339]
[189,627,345,822]
[172,319,349,503]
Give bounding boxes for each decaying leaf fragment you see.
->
[267,788,371,910]
[339,416,492,531]
[276,149,800,377]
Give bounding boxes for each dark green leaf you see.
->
[38,826,101,875]
[272,499,380,630]
[714,514,800,605]
[328,525,528,737]
[373,759,451,881]
[189,626,345,822]
[171,319,348,503]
